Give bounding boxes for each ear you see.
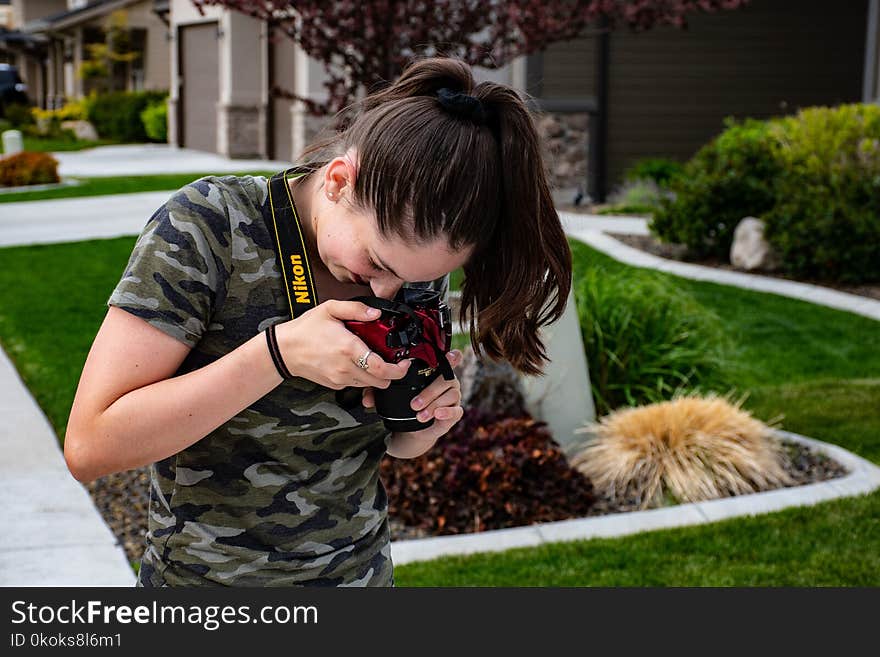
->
[326,148,360,199]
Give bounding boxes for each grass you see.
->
[0,237,137,440]
[0,235,877,585]
[22,136,120,153]
[0,172,279,203]
[397,490,880,586]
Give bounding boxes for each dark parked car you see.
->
[0,63,29,115]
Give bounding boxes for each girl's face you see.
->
[312,151,473,300]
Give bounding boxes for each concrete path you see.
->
[0,347,135,586]
[54,144,292,178]
[1,191,879,583]
[559,212,880,323]
[0,191,174,247]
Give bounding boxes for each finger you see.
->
[414,389,462,423]
[350,341,411,381]
[446,349,464,366]
[326,299,382,322]
[362,387,375,409]
[411,374,460,412]
[420,406,465,429]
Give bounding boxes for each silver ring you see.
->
[355,349,372,370]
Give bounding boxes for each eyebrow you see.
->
[372,249,403,279]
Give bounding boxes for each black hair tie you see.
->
[436,87,491,125]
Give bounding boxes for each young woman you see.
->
[64,56,572,586]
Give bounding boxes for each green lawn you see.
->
[1,172,279,203]
[0,235,877,585]
[22,136,120,153]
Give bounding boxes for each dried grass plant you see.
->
[569,393,793,509]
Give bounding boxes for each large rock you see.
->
[455,347,527,418]
[61,120,98,141]
[730,217,782,271]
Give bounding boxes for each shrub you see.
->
[570,394,792,509]
[31,99,88,126]
[650,117,781,259]
[140,99,167,142]
[764,104,880,284]
[575,265,732,416]
[601,177,670,215]
[86,90,167,142]
[0,151,60,187]
[3,103,35,128]
[623,157,685,187]
[380,408,596,535]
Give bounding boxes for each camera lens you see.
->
[374,360,439,432]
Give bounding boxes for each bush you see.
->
[571,394,792,509]
[650,117,781,260]
[86,90,167,142]
[31,99,88,126]
[380,408,596,535]
[764,104,880,284]
[0,151,60,187]
[140,99,167,142]
[575,265,732,416]
[623,157,685,187]
[3,103,35,128]
[601,177,671,215]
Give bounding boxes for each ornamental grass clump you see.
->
[576,265,732,416]
[570,394,793,509]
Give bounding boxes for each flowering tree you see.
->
[193,0,748,117]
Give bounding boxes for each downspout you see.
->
[864,0,879,103]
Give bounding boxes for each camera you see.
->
[343,287,454,432]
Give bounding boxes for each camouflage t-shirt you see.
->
[108,173,446,587]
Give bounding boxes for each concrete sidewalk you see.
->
[0,347,135,586]
[53,144,292,178]
[1,198,879,585]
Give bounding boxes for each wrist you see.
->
[265,324,294,380]
[387,429,438,459]
[272,320,299,378]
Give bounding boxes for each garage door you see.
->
[180,22,219,153]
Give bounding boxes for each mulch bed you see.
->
[86,436,849,564]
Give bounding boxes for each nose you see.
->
[371,280,403,300]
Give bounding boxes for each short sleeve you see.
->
[107,178,232,347]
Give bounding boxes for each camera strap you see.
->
[265,169,363,410]
[266,168,320,320]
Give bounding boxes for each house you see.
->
[528,0,880,200]
[0,0,170,110]
[167,0,520,162]
[170,0,880,202]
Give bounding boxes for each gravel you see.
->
[85,437,849,562]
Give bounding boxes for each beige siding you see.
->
[271,30,298,162]
[180,22,219,152]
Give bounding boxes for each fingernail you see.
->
[417,410,430,421]
[411,397,423,410]
[367,308,381,317]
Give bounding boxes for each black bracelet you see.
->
[265,324,294,380]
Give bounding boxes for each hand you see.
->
[273,300,411,390]
[364,350,465,458]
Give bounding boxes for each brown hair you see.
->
[298,56,571,376]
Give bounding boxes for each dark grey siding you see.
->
[541,0,868,193]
